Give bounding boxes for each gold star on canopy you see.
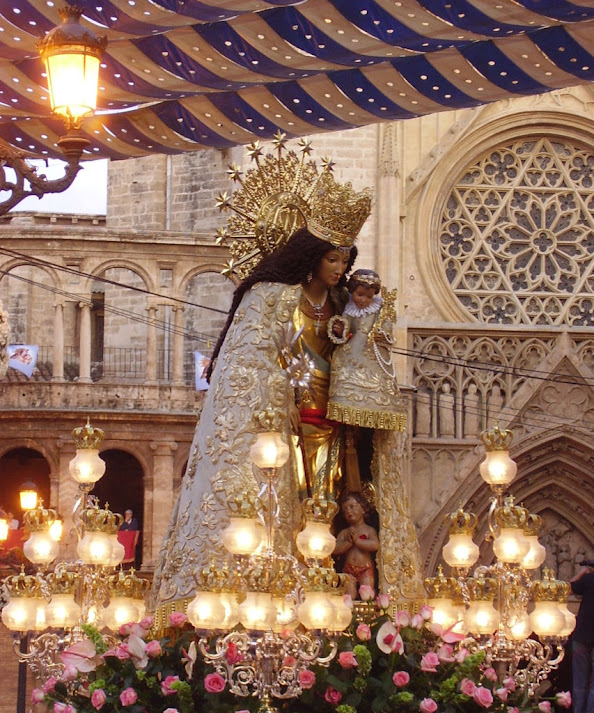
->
[215,227,228,244]
[320,156,336,173]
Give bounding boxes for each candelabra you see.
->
[425,424,575,695]
[1,420,149,681]
[187,422,351,713]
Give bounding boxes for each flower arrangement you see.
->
[36,592,571,713]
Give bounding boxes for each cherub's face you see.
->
[342,496,364,524]
[351,284,376,309]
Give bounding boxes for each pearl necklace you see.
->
[304,290,328,334]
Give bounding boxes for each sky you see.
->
[11,158,108,214]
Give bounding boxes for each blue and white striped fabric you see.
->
[0,0,592,159]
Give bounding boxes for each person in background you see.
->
[570,559,594,713]
[118,509,139,568]
[6,512,19,529]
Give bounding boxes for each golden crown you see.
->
[72,418,105,450]
[81,502,123,533]
[466,576,497,601]
[444,504,478,536]
[109,569,150,599]
[302,565,346,594]
[23,502,58,532]
[308,173,372,249]
[424,565,458,599]
[195,562,235,593]
[47,569,78,595]
[480,423,513,452]
[523,513,543,537]
[531,569,567,602]
[493,496,528,530]
[302,497,339,523]
[215,132,372,279]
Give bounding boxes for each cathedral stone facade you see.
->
[0,87,593,711]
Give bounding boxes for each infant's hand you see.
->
[332,322,344,337]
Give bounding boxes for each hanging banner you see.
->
[194,351,210,391]
[7,344,38,378]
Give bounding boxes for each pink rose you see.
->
[420,651,440,672]
[119,688,138,707]
[91,689,106,710]
[115,644,131,660]
[460,678,476,696]
[53,705,67,713]
[420,698,438,713]
[204,673,226,694]
[61,665,78,682]
[145,640,162,658]
[324,687,343,705]
[437,644,454,662]
[456,647,470,663]
[338,651,358,669]
[356,623,371,640]
[31,689,45,704]
[376,594,390,610]
[496,688,509,702]
[168,611,187,628]
[395,610,411,627]
[411,613,424,629]
[283,655,297,668]
[420,604,433,620]
[503,677,516,691]
[162,675,181,696]
[538,702,551,713]
[163,710,180,713]
[508,708,520,713]
[359,585,375,601]
[225,642,242,665]
[119,623,133,636]
[43,678,57,694]
[556,691,572,709]
[298,670,316,689]
[484,667,498,682]
[392,671,410,687]
[139,616,154,630]
[473,686,494,708]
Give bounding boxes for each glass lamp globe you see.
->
[296,521,336,561]
[49,519,63,542]
[222,517,264,556]
[297,591,335,631]
[77,530,113,565]
[493,527,531,564]
[132,598,147,620]
[45,593,81,629]
[272,595,298,633]
[479,450,517,488]
[521,535,546,570]
[102,597,139,630]
[442,533,480,569]
[250,431,290,470]
[107,536,125,567]
[557,603,576,638]
[19,483,38,511]
[428,597,462,630]
[2,596,39,631]
[326,593,352,633]
[69,448,106,485]
[465,600,500,635]
[187,590,226,630]
[0,518,8,542]
[24,530,59,566]
[219,592,240,629]
[529,601,565,638]
[504,610,531,641]
[238,591,276,631]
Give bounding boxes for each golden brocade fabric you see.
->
[327,312,406,431]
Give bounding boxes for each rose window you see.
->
[438,138,594,326]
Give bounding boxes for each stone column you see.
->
[171,305,185,386]
[146,440,177,567]
[78,301,92,383]
[51,300,65,382]
[146,305,158,384]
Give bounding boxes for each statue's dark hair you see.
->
[347,269,381,295]
[339,490,374,521]
[206,227,357,380]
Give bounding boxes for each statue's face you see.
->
[342,496,364,524]
[314,249,351,288]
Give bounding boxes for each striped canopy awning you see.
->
[1,0,593,160]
